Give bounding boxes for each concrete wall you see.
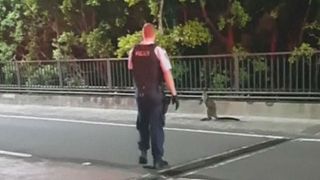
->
[0,93,319,120]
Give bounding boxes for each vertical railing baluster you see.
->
[309,56,312,92]
[302,57,305,92]
[107,59,112,88]
[234,55,240,91]
[296,58,299,92]
[15,61,21,87]
[283,56,286,92]
[57,60,63,88]
[265,56,268,91]
[270,55,274,92]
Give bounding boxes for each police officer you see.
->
[128,23,179,169]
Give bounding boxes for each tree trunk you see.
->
[270,32,277,52]
[298,0,312,44]
[226,26,234,52]
[158,0,164,34]
[199,0,228,52]
[182,3,187,22]
[80,0,88,32]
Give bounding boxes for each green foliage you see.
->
[171,60,187,83]
[26,65,59,85]
[178,0,197,3]
[52,32,79,60]
[239,67,249,84]
[171,20,212,48]
[64,75,85,86]
[1,63,15,84]
[304,21,320,47]
[232,44,249,60]
[252,58,267,72]
[124,0,141,7]
[0,0,24,62]
[0,42,16,63]
[81,24,114,58]
[156,32,179,55]
[231,0,251,28]
[148,0,158,17]
[23,0,50,60]
[1,0,318,66]
[212,71,230,89]
[218,0,251,30]
[116,31,142,58]
[288,43,315,63]
[124,0,158,17]
[60,0,74,15]
[86,0,116,6]
[116,20,212,57]
[218,16,226,31]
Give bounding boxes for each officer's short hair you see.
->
[142,23,156,39]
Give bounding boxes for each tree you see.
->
[0,0,24,62]
[1,0,319,63]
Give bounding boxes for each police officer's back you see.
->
[128,23,179,169]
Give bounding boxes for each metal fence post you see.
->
[233,55,240,91]
[57,60,63,87]
[15,61,21,87]
[106,59,112,88]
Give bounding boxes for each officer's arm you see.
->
[163,70,177,96]
[156,47,179,109]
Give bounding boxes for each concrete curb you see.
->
[0,93,319,121]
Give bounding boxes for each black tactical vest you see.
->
[131,44,163,95]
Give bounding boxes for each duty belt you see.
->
[137,85,163,97]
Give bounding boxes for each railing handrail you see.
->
[4,50,320,63]
[1,51,319,101]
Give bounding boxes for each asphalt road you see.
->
[0,105,319,180]
[182,140,320,180]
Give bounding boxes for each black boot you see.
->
[139,150,147,164]
[153,159,169,169]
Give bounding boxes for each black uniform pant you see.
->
[136,92,169,161]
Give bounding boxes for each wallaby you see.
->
[199,90,240,121]
[199,90,217,121]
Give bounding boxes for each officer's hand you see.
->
[171,95,179,110]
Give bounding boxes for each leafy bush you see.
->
[64,75,85,86]
[52,32,79,60]
[252,57,267,72]
[116,31,141,58]
[1,63,16,84]
[171,61,187,84]
[212,70,230,89]
[170,20,212,48]
[116,20,212,57]
[288,43,315,63]
[26,65,59,86]
[81,24,114,58]
[232,44,249,60]
[239,67,249,84]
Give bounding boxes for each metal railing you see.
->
[0,52,319,100]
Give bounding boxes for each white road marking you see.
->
[295,138,320,142]
[0,150,32,158]
[181,145,279,177]
[1,94,15,99]
[158,139,272,175]
[0,114,288,139]
[81,162,92,166]
[165,127,286,139]
[182,138,320,177]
